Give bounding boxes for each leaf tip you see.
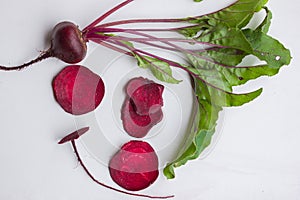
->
[163,164,175,179]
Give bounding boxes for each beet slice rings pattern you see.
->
[121,77,164,138]
[109,140,159,191]
[52,65,105,115]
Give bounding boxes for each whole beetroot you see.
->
[50,22,87,64]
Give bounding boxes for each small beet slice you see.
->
[52,65,105,115]
[126,77,164,115]
[109,140,159,191]
[126,77,153,97]
[122,98,163,138]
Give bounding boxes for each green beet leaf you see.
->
[196,23,253,53]
[257,7,272,33]
[186,0,269,28]
[243,29,292,69]
[135,55,181,84]
[164,80,222,179]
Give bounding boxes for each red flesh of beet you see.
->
[109,140,159,191]
[127,77,164,115]
[122,98,163,138]
[122,77,164,138]
[52,65,105,115]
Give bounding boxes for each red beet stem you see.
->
[104,39,227,93]
[89,38,133,56]
[58,127,90,144]
[96,0,238,28]
[70,140,174,199]
[96,18,183,28]
[83,0,134,33]
[0,50,52,71]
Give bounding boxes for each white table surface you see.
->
[0,0,299,199]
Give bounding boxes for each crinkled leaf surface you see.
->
[163,0,291,179]
[243,29,291,68]
[187,0,269,28]
[135,55,181,84]
[196,23,252,53]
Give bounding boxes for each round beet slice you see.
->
[126,77,164,115]
[109,140,159,191]
[52,65,105,115]
[121,98,163,138]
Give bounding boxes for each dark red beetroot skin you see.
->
[127,77,164,115]
[109,140,159,191]
[122,98,163,138]
[52,65,105,115]
[50,21,87,64]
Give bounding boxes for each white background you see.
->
[0,0,299,199]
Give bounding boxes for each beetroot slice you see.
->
[109,140,159,191]
[126,77,164,115]
[52,65,105,115]
[121,98,163,138]
[126,77,153,97]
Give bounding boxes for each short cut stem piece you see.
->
[58,127,90,144]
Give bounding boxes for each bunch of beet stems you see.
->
[0,0,229,87]
[83,2,219,77]
[83,0,227,87]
